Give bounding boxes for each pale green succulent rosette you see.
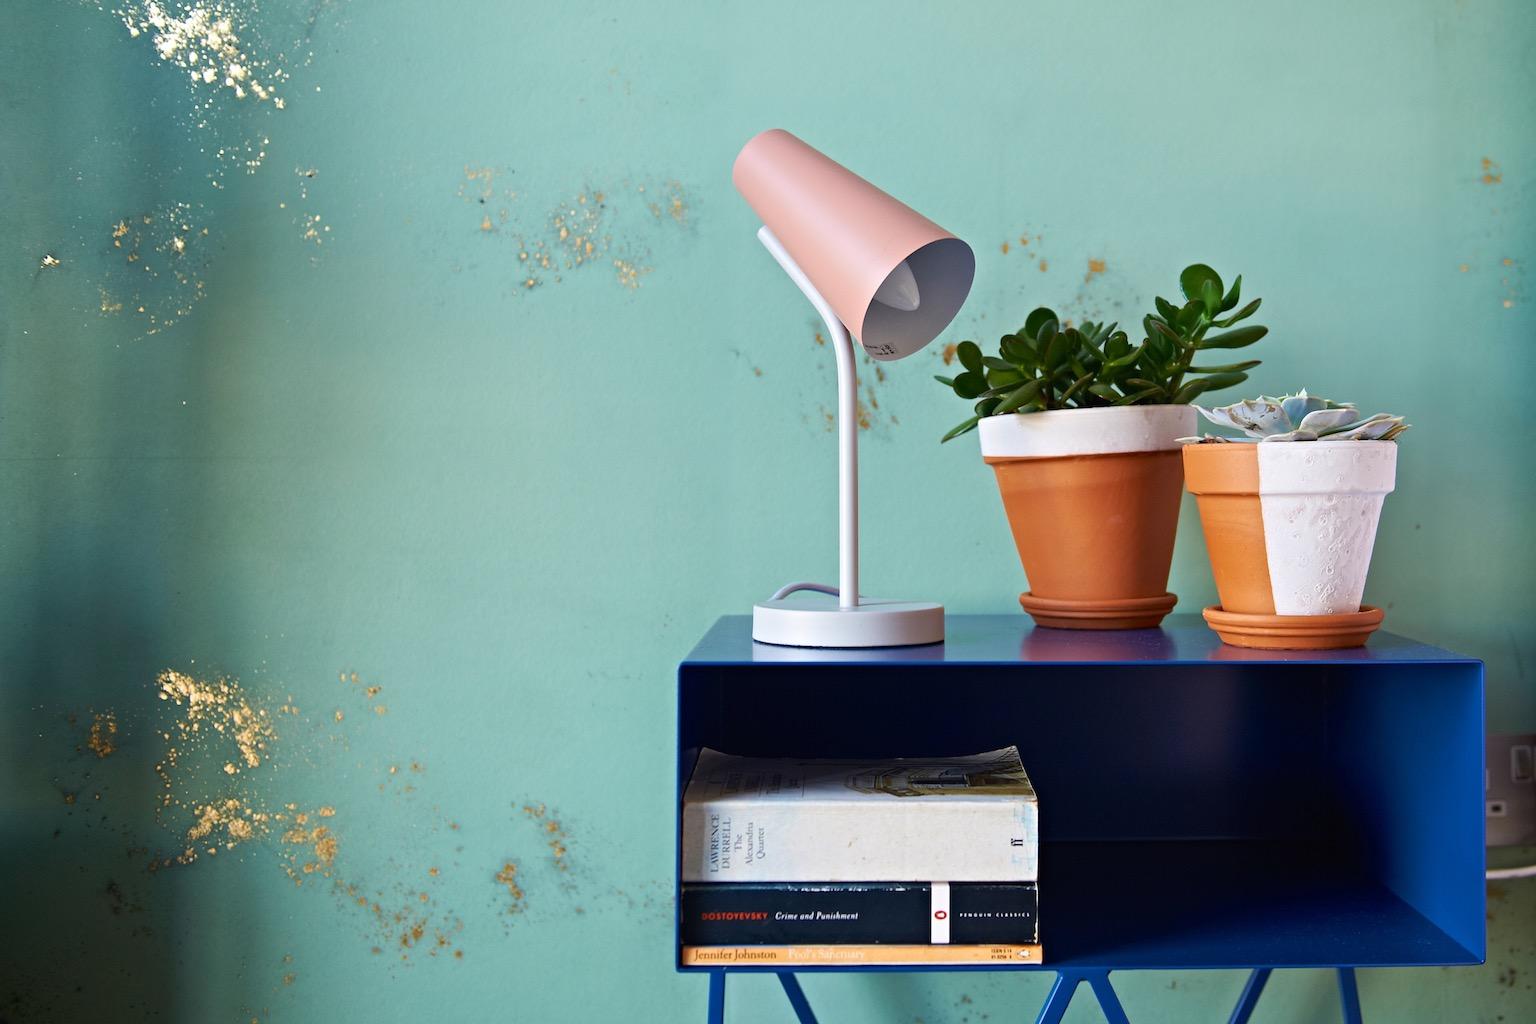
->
[1183,389,1409,443]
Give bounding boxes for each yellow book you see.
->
[682,943,1042,967]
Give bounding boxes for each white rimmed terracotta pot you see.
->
[1183,440,1397,648]
[979,405,1196,629]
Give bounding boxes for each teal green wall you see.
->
[2,1,1533,1020]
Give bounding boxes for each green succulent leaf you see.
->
[994,378,1045,414]
[1213,297,1261,328]
[1180,264,1223,303]
[934,374,957,387]
[957,340,983,373]
[1197,325,1268,349]
[1172,371,1249,404]
[1060,372,1095,404]
[1147,317,1183,344]
[1044,328,1073,370]
[999,334,1035,367]
[1035,317,1057,349]
[941,416,980,443]
[1024,307,1057,339]
[953,370,988,398]
[1176,298,1207,330]
[974,397,1000,416]
[1200,278,1222,317]
[1155,296,1180,322]
[986,370,1025,393]
[982,356,1015,371]
[1103,341,1148,372]
[1116,386,1164,405]
[1188,359,1261,374]
[1219,274,1242,313]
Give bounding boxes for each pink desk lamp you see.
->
[734,129,976,647]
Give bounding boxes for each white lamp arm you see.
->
[756,225,860,610]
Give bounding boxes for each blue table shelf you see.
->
[676,615,1485,1023]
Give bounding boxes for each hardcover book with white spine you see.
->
[680,747,1038,882]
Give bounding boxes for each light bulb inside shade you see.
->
[872,259,920,312]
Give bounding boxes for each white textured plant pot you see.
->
[1253,441,1397,615]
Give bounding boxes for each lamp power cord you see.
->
[1487,863,1536,880]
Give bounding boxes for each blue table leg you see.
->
[1034,972,1082,1024]
[778,973,819,1024]
[1337,968,1363,1024]
[1089,973,1131,1024]
[1228,968,1272,1024]
[707,971,725,1024]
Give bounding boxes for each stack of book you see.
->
[680,746,1041,966]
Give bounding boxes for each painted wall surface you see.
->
[2,1,1533,1021]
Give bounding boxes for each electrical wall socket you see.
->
[1486,732,1536,846]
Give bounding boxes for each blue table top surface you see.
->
[681,614,1482,667]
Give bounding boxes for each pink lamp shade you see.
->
[732,129,975,361]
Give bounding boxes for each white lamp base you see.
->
[752,597,945,648]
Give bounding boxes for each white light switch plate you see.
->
[1487,732,1536,846]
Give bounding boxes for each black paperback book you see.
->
[680,881,1039,945]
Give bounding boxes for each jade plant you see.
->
[935,263,1266,442]
[1190,390,1409,442]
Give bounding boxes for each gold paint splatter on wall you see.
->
[941,342,958,365]
[339,668,387,716]
[1480,156,1503,185]
[1085,258,1106,283]
[458,164,518,210]
[286,166,330,250]
[1000,228,1050,274]
[179,797,270,862]
[800,326,899,435]
[277,806,338,881]
[141,662,470,963]
[1500,256,1522,309]
[613,258,650,289]
[157,668,276,775]
[114,2,287,109]
[521,803,569,872]
[107,1,295,181]
[460,173,695,292]
[101,203,212,335]
[87,712,119,758]
[645,179,690,226]
[42,647,496,1021]
[495,862,526,913]
[73,2,349,338]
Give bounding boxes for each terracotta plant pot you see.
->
[980,405,1194,629]
[1182,440,1397,649]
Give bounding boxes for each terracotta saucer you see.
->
[1019,592,1177,630]
[1202,605,1384,650]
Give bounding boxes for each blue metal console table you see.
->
[676,615,1485,1023]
